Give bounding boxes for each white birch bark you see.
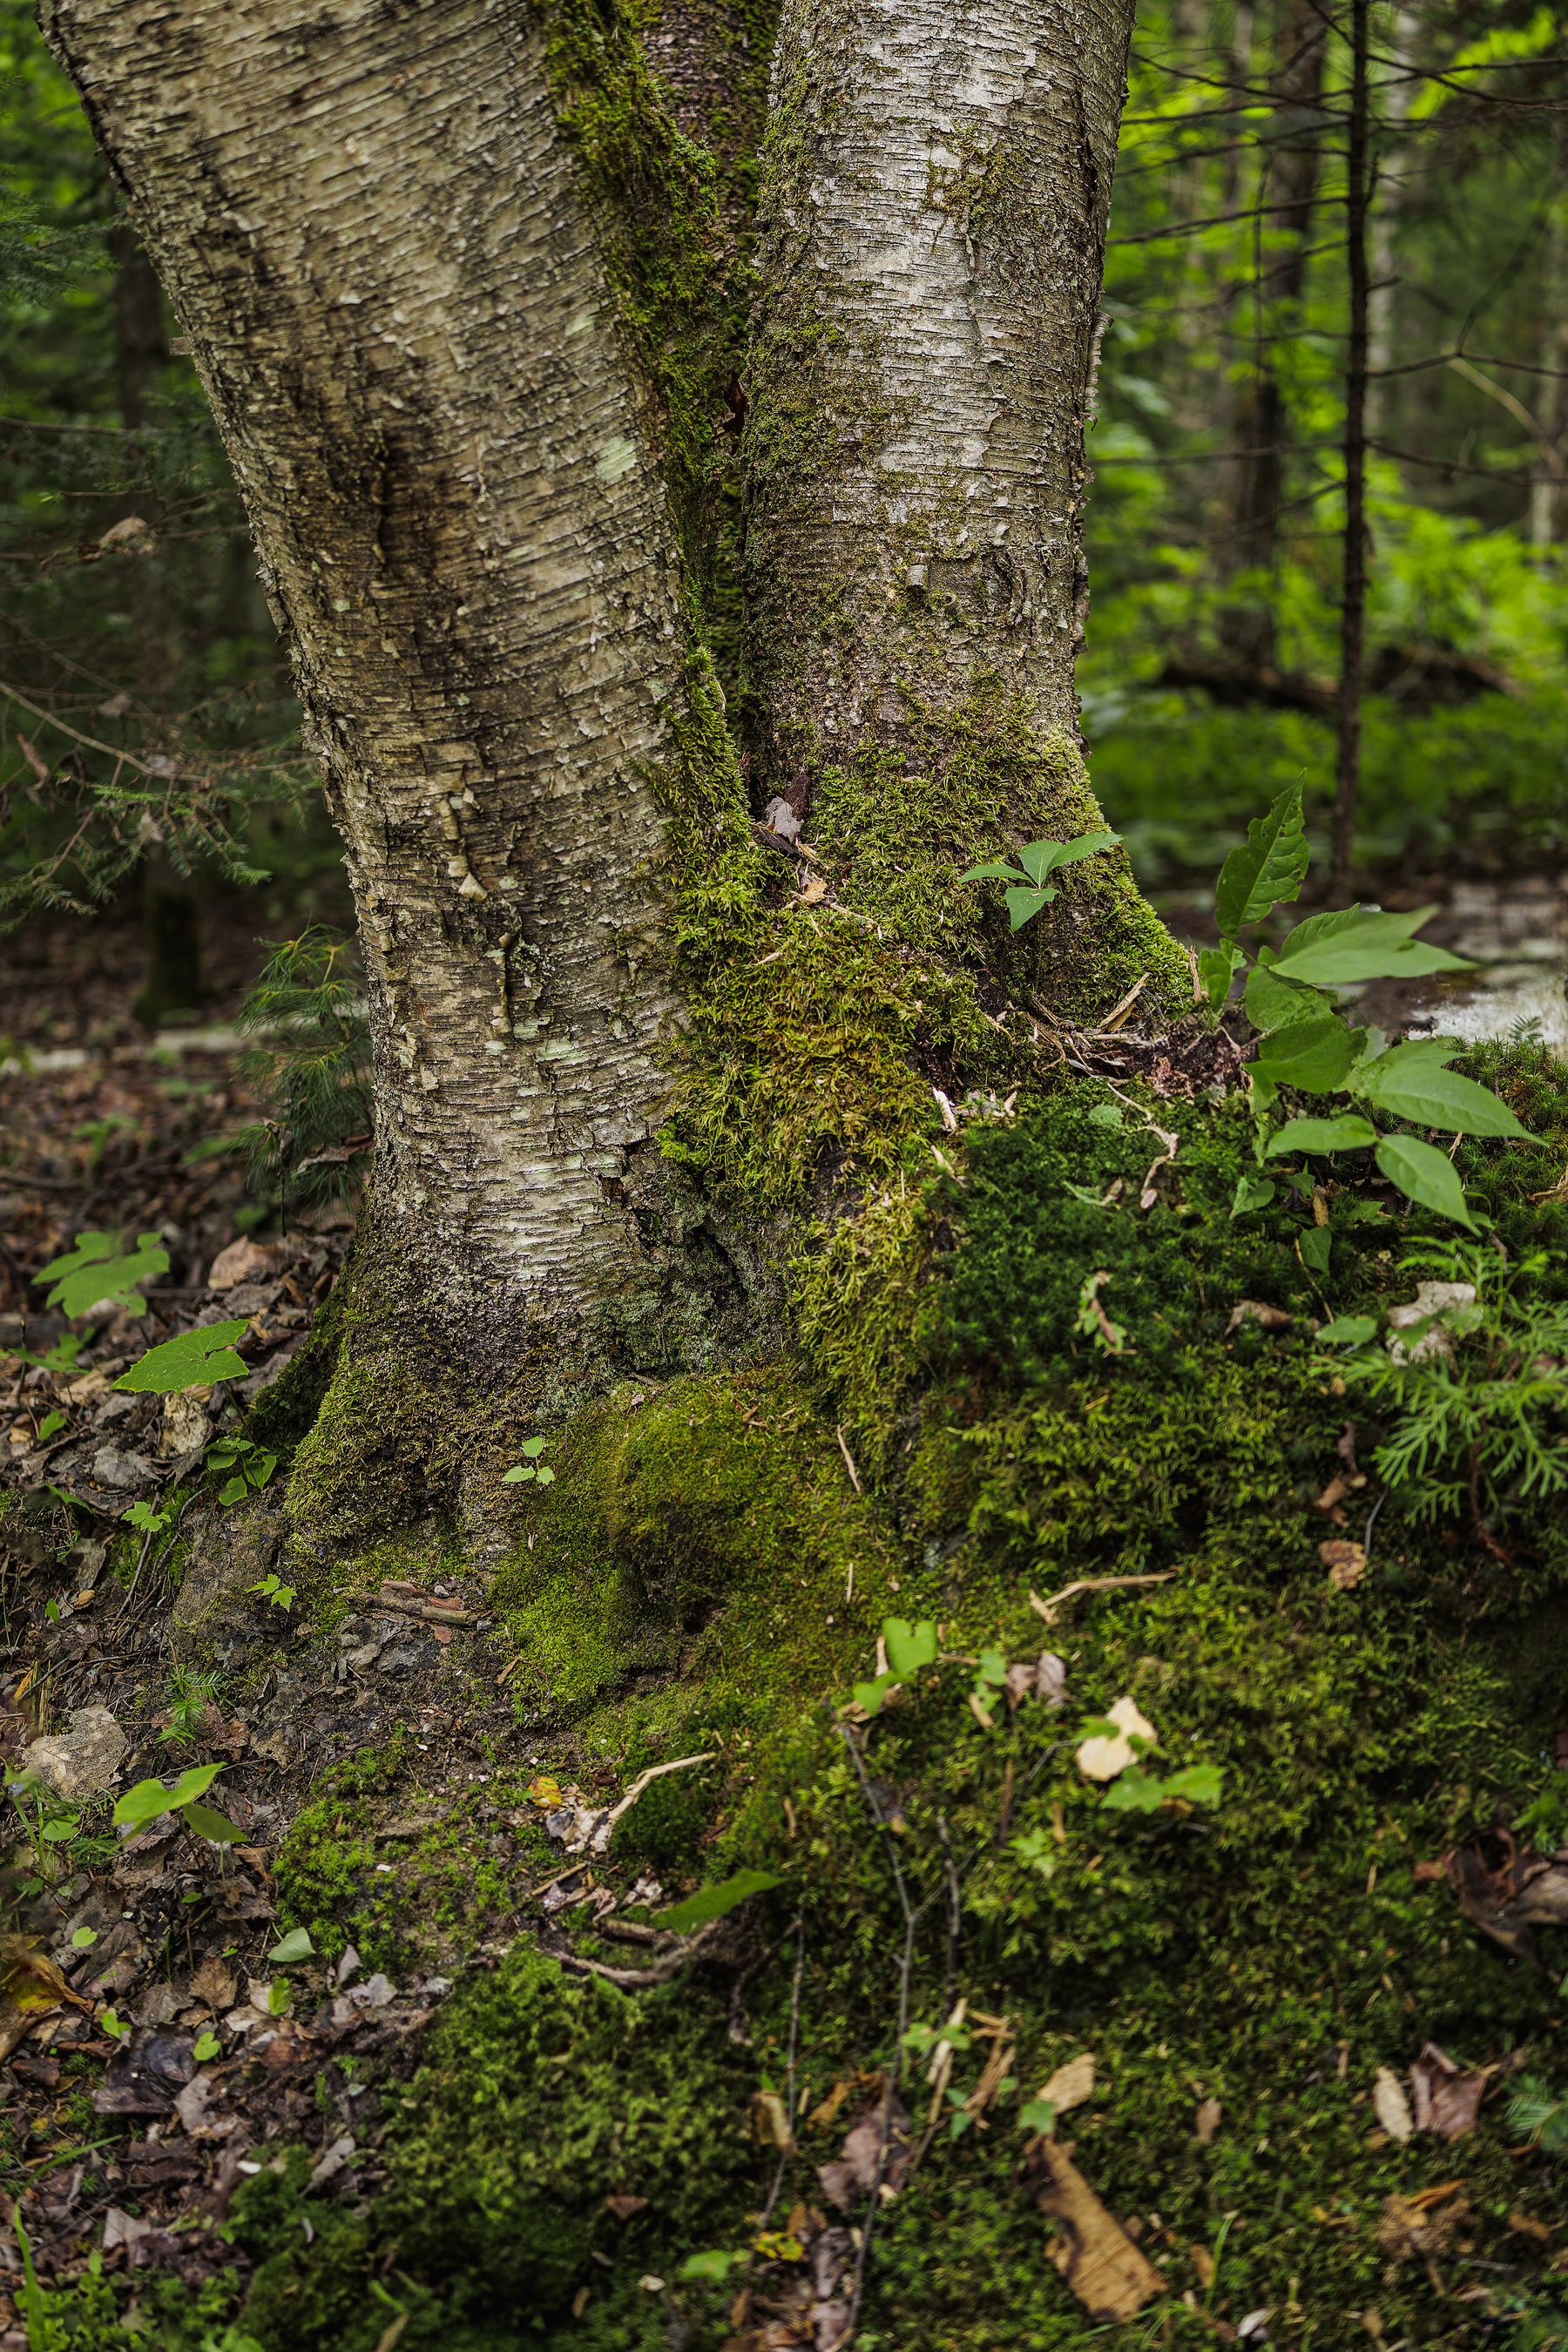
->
[41,0,701,1366]
[746,0,1134,768]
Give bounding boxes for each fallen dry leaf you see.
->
[1226,1299,1292,1336]
[752,2089,794,2151]
[1376,2185,1469,2271]
[604,2194,647,2221]
[1414,1830,1568,1962]
[188,1956,237,2013]
[1373,2067,1414,2143]
[1190,2244,1215,2289]
[1195,2096,1222,2146]
[817,2094,911,2211]
[207,1236,278,1291]
[1076,1696,1155,1783]
[1022,2138,1165,2322]
[798,874,828,907]
[1409,2043,1490,2141]
[1321,1539,1367,1591]
[1038,2051,1095,2118]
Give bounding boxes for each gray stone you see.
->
[25,1705,128,1800]
[91,1445,157,1489]
[171,1504,290,1664]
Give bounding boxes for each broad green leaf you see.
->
[1017,830,1119,887]
[1354,1054,1529,1138]
[193,2030,221,2061]
[115,1321,250,1396]
[851,1674,894,1716]
[1315,1315,1378,1346]
[114,1768,217,1828]
[1272,906,1472,987]
[534,1466,556,1485]
[40,1817,80,1842]
[518,1436,547,1458]
[502,1463,537,1483]
[34,1231,169,1320]
[244,1452,277,1487]
[1018,2099,1058,2134]
[1265,1115,1377,1158]
[884,1617,939,1678]
[1298,1226,1332,1276]
[1160,1764,1224,1806]
[679,2251,744,2283]
[1004,883,1058,930]
[1252,1016,1358,1092]
[1213,781,1308,936]
[181,1803,244,1844]
[267,1927,314,1964]
[1244,964,1331,1036]
[219,1476,247,1506]
[1375,1134,1475,1228]
[1100,1767,1167,1814]
[977,1648,1008,1686]
[656,1869,783,1936]
[1196,942,1244,1010]
[958,860,1026,884]
[169,1763,223,1808]
[1231,1175,1275,1219]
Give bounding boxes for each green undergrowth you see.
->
[63,1044,1567,2347]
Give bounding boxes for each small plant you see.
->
[502,1436,555,1486]
[193,2028,222,2061]
[248,1571,295,1611]
[115,1319,249,1395]
[233,924,374,1206]
[31,1228,168,1320]
[852,1616,939,1716]
[123,1496,173,1535]
[960,829,1122,930]
[1315,1241,1568,1538]
[159,1664,221,1745]
[1509,2074,1568,2153]
[206,1434,277,1504]
[3,1766,86,1893]
[113,1761,243,1845]
[1198,781,1526,1226]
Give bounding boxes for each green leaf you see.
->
[37,1411,65,1441]
[169,1763,222,1808]
[71,1926,98,1950]
[1315,1315,1378,1346]
[851,1674,894,1716]
[219,1477,247,1506]
[518,1436,547,1458]
[1374,1134,1475,1228]
[679,2250,743,2283]
[40,1817,80,1842]
[245,1451,277,1488]
[976,1648,1008,1686]
[1265,1115,1378,1158]
[1354,1053,1529,1138]
[1298,1226,1332,1277]
[1019,2098,1058,2134]
[534,1466,556,1485]
[1230,1176,1275,1220]
[656,1870,783,1936]
[113,1769,222,1829]
[267,1927,314,1965]
[958,860,1027,884]
[1252,1016,1358,1092]
[1271,905,1472,986]
[1213,781,1308,936]
[1196,942,1244,1010]
[1244,964,1332,1036]
[1017,830,1119,886]
[1160,1764,1225,1806]
[1100,1767,1168,1813]
[1004,883,1058,930]
[115,1321,250,1396]
[502,1464,537,1483]
[180,1803,244,1844]
[193,2030,221,2062]
[883,1617,939,1678]
[33,1231,170,1319]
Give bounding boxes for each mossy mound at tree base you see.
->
[43,1050,1568,2349]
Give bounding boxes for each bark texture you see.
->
[42,0,711,1369]
[746,0,1130,758]
[740,0,1180,1016]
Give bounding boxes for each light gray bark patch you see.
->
[41,0,704,1349]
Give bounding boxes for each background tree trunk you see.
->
[43,0,715,1375]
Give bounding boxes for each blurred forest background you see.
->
[2,0,1567,1045]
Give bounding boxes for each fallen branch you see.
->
[556,1920,720,1990]
[344,1592,481,1629]
[1030,1574,1175,1625]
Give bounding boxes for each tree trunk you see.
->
[42,0,1178,1537]
[740,0,1184,1027]
[44,0,724,1382]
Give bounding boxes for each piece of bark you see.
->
[1022,2138,1166,2322]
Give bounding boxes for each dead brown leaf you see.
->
[1414,1831,1568,1962]
[1376,2185,1469,2275]
[1190,2244,1215,2289]
[1195,2096,1222,2145]
[1226,1300,1292,1336]
[189,1956,238,2013]
[1038,2051,1095,2119]
[604,2193,647,2221]
[816,2094,911,2211]
[1409,2043,1490,2141]
[1022,2138,1166,2322]
[752,2089,794,2151]
[1321,1539,1367,1591]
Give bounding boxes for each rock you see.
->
[208,1238,279,1292]
[171,1504,290,1664]
[91,1445,157,1490]
[159,1390,212,1457]
[25,1705,128,1799]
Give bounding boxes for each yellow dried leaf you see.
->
[1076,1697,1155,1783]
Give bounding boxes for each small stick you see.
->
[835,1426,862,1496]
[1029,1572,1174,1625]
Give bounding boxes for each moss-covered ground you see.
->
[33,1035,1568,2349]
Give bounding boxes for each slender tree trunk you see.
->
[1330,0,1369,906]
[43,0,713,1377]
[743,0,1183,1020]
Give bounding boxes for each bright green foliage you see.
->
[657,1869,783,1933]
[158,1662,220,1746]
[1510,2075,1568,2154]
[208,1435,278,1504]
[115,1320,248,1394]
[502,1436,554,1487]
[32,1229,168,1319]
[958,830,1122,931]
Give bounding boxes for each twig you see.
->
[936,1815,962,2004]
[555,1920,720,1990]
[1029,1573,1175,1625]
[835,1426,862,1496]
[1360,1488,1387,1565]
[760,1918,806,2229]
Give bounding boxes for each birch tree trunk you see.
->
[41,0,721,1382]
[40,0,1177,1536]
